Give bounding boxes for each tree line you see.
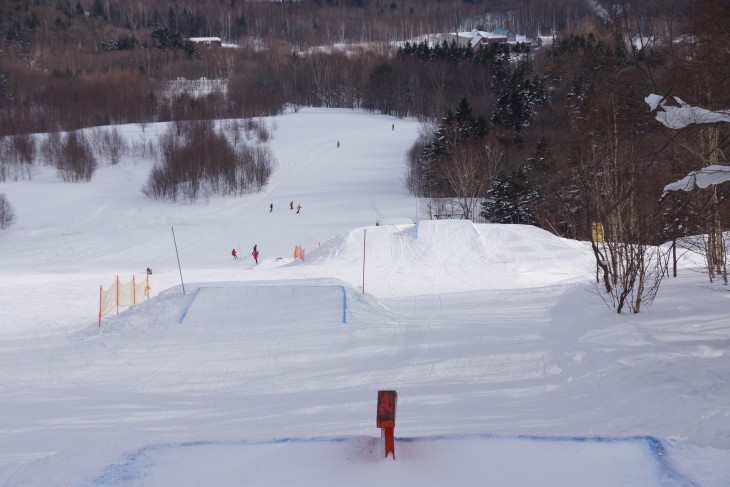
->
[0,0,591,136]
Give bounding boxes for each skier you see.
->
[232,248,238,260]
[290,201,294,210]
[296,204,302,214]
[146,267,153,276]
[252,249,259,264]
[270,203,273,212]
[337,140,340,148]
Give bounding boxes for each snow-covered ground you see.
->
[0,108,728,486]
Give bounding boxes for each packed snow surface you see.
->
[0,108,729,486]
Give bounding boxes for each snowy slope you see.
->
[0,108,729,486]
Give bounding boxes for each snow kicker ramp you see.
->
[307,220,594,296]
[181,285,348,326]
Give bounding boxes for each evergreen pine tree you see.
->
[480,169,538,225]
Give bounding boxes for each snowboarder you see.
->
[290,201,294,210]
[252,250,259,264]
[146,267,153,276]
[232,248,238,260]
[270,203,273,212]
[296,204,302,214]
[337,140,340,148]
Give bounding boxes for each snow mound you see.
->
[182,284,349,326]
[302,220,594,295]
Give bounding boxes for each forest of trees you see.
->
[0,0,729,312]
[0,0,595,134]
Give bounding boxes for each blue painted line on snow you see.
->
[177,288,200,324]
[401,433,698,487]
[341,285,347,324]
[90,446,155,486]
[87,433,699,487]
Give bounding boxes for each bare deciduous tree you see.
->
[581,109,668,314]
[442,140,503,220]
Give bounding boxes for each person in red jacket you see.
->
[252,250,259,264]
[232,248,238,260]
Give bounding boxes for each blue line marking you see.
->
[176,288,199,324]
[341,285,347,324]
[88,434,698,487]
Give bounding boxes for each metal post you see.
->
[171,226,186,295]
[362,228,366,294]
[98,286,102,327]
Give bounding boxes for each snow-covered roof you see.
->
[448,29,518,47]
[492,28,513,37]
[189,37,222,43]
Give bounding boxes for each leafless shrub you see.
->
[0,134,36,181]
[9,134,36,165]
[39,133,62,167]
[143,121,275,201]
[130,138,149,158]
[241,118,271,142]
[101,127,127,165]
[56,132,97,182]
[226,119,242,147]
[255,122,270,143]
[0,193,17,229]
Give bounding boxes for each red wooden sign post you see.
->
[376,390,397,459]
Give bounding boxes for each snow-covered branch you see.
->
[647,94,730,196]
[645,94,730,129]
[663,165,730,196]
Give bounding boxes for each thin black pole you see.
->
[171,226,186,295]
[362,228,366,294]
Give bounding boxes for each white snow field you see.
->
[0,108,729,486]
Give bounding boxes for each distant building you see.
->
[491,28,516,43]
[445,29,529,48]
[188,37,222,47]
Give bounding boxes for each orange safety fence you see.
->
[293,245,305,261]
[99,275,151,326]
